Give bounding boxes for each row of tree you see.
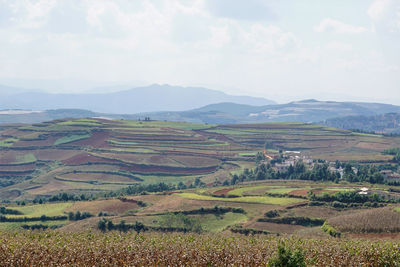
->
[230,159,390,185]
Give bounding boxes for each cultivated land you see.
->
[1,118,400,264]
[2,118,398,201]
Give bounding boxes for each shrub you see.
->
[265,210,279,218]
[321,222,341,237]
[268,244,306,267]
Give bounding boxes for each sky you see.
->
[0,0,399,104]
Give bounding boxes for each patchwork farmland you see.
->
[1,118,399,201]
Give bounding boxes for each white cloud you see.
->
[367,0,392,21]
[0,0,399,105]
[314,18,367,34]
[367,0,400,32]
[326,42,353,51]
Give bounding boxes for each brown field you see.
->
[0,164,35,172]
[1,232,400,266]
[66,199,140,214]
[289,189,309,196]
[69,131,111,147]
[245,221,306,234]
[213,188,235,196]
[33,149,82,161]
[61,153,119,165]
[0,151,18,164]
[328,207,400,233]
[57,172,139,183]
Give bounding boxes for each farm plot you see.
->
[328,207,400,234]
[5,203,72,218]
[176,192,304,205]
[0,151,36,165]
[66,199,140,215]
[56,172,140,184]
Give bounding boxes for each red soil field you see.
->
[112,134,202,142]
[13,135,59,147]
[0,151,18,164]
[62,153,119,165]
[213,188,234,196]
[0,163,36,171]
[69,131,111,148]
[172,155,220,168]
[58,173,138,183]
[121,164,217,175]
[66,199,139,214]
[33,149,81,161]
[289,189,309,197]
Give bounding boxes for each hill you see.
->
[0,84,275,114]
[322,113,400,134]
[136,100,400,124]
[0,118,399,201]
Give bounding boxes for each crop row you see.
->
[0,232,399,266]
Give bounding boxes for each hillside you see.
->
[0,118,399,201]
[323,113,400,134]
[0,84,275,114]
[136,100,400,124]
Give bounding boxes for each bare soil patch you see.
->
[66,199,139,214]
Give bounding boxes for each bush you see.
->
[268,244,306,267]
[321,222,341,237]
[68,211,93,221]
[265,210,279,218]
[258,216,325,227]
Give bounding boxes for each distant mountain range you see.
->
[135,100,400,124]
[0,84,275,113]
[2,95,400,134]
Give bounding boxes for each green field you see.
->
[54,134,91,145]
[6,203,72,218]
[176,192,304,205]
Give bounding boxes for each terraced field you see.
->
[0,118,399,201]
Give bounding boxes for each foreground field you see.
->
[1,179,399,237]
[0,231,399,266]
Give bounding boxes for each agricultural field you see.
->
[1,231,399,266]
[1,118,400,247]
[1,118,399,202]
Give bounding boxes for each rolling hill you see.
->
[135,99,400,125]
[322,113,400,134]
[0,118,399,201]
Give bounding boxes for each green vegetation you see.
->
[0,138,18,147]
[321,222,342,237]
[158,213,203,233]
[7,203,72,218]
[258,216,325,227]
[15,153,36,163]
[54,134,91,145]
[68,211,93,221]
[176,192,303,205]
[268,244,306,267]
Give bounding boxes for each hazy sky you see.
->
[0,0,400,104]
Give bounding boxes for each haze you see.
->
[0,0,399,104]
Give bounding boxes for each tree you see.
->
[133,221,145,234]
[107,220,114,231]
[98,219,106,232]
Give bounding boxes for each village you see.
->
[263,150,400,187]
